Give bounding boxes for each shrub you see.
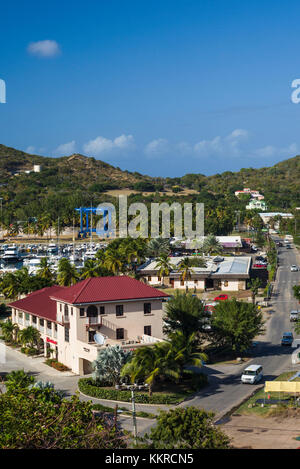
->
[45,359,70,372]
[78,377,206,404]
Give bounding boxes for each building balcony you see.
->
[86,316,102,328]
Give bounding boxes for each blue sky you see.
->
[1,0,300,176]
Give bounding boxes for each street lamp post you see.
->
[119,382,148,445]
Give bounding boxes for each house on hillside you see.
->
[9,277,169,375]
[246,199,268,211]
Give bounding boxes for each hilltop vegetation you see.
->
[0,144,299,236]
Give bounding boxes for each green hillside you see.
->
[0,144,299,236]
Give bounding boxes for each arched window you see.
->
[87,305,98,317]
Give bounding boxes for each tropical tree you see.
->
[92,345,132,385]
[0,320,19,343]
[121,331,207,396]
[163,291,206,338]
[166,330,208,379]
[0,387,127,449]
[18,326,41,349]
[293,285,300,303]
[211,298,265,355]
[103,251,124,275]
[57,258,79,286]
[178,257,193,285]
[146,238,170,258]
[144,407,231,449]
[36,257,55,284]
[80,259,103,279]
[249,278,262,304]
[121,344,179,396]
[154,254,175,285]
[202,234,223,255]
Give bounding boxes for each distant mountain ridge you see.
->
[0,144,300,208]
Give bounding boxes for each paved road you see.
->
[2,238,300,437]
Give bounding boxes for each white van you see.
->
[241,364,263,384]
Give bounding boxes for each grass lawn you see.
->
[235,372,300,417]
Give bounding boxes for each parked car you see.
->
[290,310,300,322]
[241,364,263,384]
[291,265,298,272]
[214,294,228,301]
[255,256,267,262]
[281,332,294,346]
[286,244,293,249]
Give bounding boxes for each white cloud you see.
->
[83,134,134,156]
[54,140,76,156]
[27,40,60,57]
[193,129,249,158]
[254,143,298,158]
[144,138,169,157]
[26,146,36,154]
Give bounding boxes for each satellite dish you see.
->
[94,332,106,345]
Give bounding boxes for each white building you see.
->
[9,277,169,375]
[139,256,251,292]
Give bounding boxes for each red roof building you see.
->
[9,277,169,375]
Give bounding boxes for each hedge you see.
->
[78,375,207,405]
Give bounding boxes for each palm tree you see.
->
[178,257,193,290]
[154,254,175,286]
[164,291,206,338]
[103,251,124,275]
[57,258,79,286]
[80,259,102,279]
[0,320,19,343]
[146,238,170,258]
[121,331,207,395]
[36,257,54,284]
[166,330,208,379]
[202,234,223,256]
[18,326,41,349]
[121,343,180,396]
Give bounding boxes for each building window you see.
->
[39,319,44,327]
[148,276,151,282]
[25,313,30,321]
[100,306,105,315]
[47,321,51,329]
[180,279,184,286]
[144,325,152,336]
[71,307,73,316]
[32,316,37,324]
[116,328,124,340]
[87,305,98,317]
[60,304,62,312]
[65,326,69,342]
[224,280,229,287]
[144,303,151,315]
[88,330,95,342]
[116,305,124,317]
[64,304,69,316]
[80,308,85,317]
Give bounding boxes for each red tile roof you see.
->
[50,276,169,304]
[9,285,66,322]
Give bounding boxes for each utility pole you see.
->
[131,389,137,446]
